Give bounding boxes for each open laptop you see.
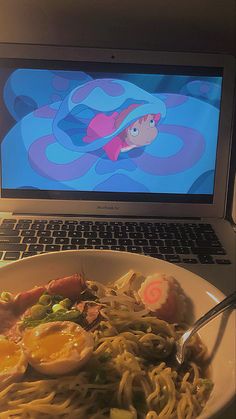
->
[0,43,235,295]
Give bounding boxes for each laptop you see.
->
[0,43,235,295]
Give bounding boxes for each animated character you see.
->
[83,104,161,160]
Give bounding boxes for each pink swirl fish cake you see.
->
[138,273,187,323]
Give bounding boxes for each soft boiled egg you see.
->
[0,335,28,390]
[22,321,94,375]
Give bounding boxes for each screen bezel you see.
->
[0,43,235,218]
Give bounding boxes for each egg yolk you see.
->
[23,327,85,362]
[0,339,22,373]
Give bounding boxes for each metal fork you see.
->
[175,290,236,365]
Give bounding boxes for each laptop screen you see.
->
[0,57,226,206]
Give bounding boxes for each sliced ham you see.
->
[46,273,86,301]
[0,301,18,335]
[0,273,90,342]
[76,301,103,329]
[13,286,46,315]
[12,273,86,316]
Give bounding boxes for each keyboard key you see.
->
[195,240,221,247]
[4,252,21,261]
[153,222,165,228]
[215,259,231,264]
[91,225,105,232]
[106,225,118,233]
[210,241,222,247]
[31,223,45,230]
[182,258,198,263]
[0,229,19,236]
[55,238,70,245]
[200,223,214,230]
[37,230,51,237]
[211,248,226,255]
[0,243,27,251]
[48,219,63,224]
[198,255,215,264]
[95,245,110,250]
[125,221,138,226]
[179,240,194,247]
[141,221,154,227]
[0,236,21,244]
[68,231,82,238]
[165,239,179,246]
[103,238,117,245]
[144,232,159,240]
[143,246,158,254]
[110,245,126,251]
[22,252,37,258]
[64,220,78,225]
[15,223,31,230]
[0,223,15,230]
[84,232,97,238]
[114,232,128,239]
[204,232,219,241]
[52,231,67,237]
[159,233,174,239]
[28,244,44,252]
[165,255,181,263]
[135,225,146,233]
[62,245,77,250]
[129,232,143,239]
[87,238,102,245]
[61,224,75,231]
[149,239,164,246]
[23,237,38,244]
[134,239,148,246]
[46,224,60,231]
[39,237,54,244]
[79,221,93,225]
[22,230,36,237]
[153,227,166,234]
[127,246,142,253]
[191,247,226,255]
[119,239,132,246]
[34,220,47,224]
[174,246,190,254]
[77,225,90,231]
[159,246,174,254]
[95,221,108,226]
[71,238,86,245]
[100,232,113,239]
[110,221,123,226]
[45,245,61,252]
[122,225,135,232]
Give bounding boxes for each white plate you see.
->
[0,250,235,419]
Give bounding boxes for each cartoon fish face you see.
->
[125,114,158,147]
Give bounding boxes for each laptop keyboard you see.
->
[0,218,231,264]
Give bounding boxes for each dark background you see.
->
[0,0,235,56]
